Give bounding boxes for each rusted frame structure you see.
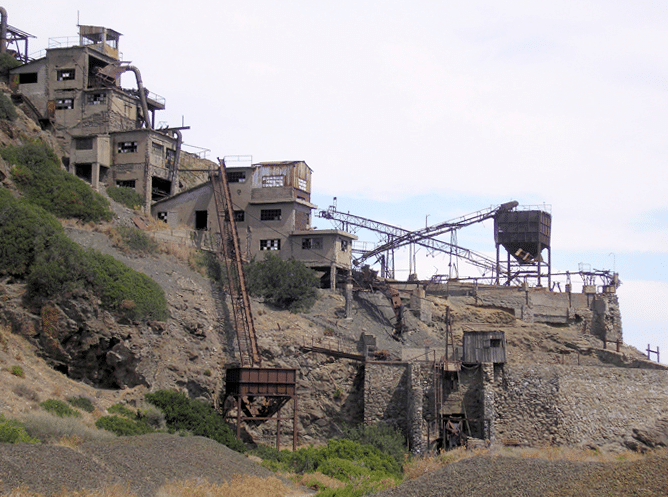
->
[212,158,299,450]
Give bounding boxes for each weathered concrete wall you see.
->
[494,364,668,449]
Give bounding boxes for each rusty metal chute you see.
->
[211,158,261,368]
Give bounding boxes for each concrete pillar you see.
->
[330,263,336,290]
[344,275,353,319]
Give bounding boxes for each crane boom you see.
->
[211,159,261,367]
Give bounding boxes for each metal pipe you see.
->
[125,65,152,129]
[0,7,8,54]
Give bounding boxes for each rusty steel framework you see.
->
[319,201,520,281]
[212,158,298,450]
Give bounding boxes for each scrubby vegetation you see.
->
[40,399,81,418]
[0,188,169,320]
[190,250,226,282]
[144,390,246,452]
[106,185,144,210]
[0,52,21,75]
[67,396,95,413]
[112,226,160,255]
[246,253,320,312]
[0,414,39,444]
[0,92,17,121]
[2,143,113,222]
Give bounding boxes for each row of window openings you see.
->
[55,93,107,110]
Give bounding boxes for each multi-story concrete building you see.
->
[151,161,356,288]
[9,25,181,211]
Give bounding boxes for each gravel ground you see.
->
[376,451,668,497]
[0,433,310,496]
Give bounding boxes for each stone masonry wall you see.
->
[494,364,668,450]
[364,362,409,435]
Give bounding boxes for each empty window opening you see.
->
[99,166,109,182]
[152,142,164,158]
[490,338,502,348]
[195,210,208,231]
[261,209,282,221]
[19,73,38,84]
[302,237,323,250]
[341,240,349,251]
[117,141,138,154]
[75,137,94,150]
[86,93,106,105]
[227,171,246,183]
[116,180,136,188]
[298,177,307,191]
[57,69,76,81]
[151,177,172,201]
[262,175,285,188]
[260,239,281,251]
[55,98,74,110]
[74,163,92,183]
[234,210,245,222]
[166,148,176,166]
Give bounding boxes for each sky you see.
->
[5,1,667,362]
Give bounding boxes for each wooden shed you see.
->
[462,331,506,364]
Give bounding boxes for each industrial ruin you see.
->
[5,14,668,454]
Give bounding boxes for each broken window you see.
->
[86,93,106,105]
[152,142,164,158]
[55,98,74,110]
[195,210,208,231]
[302,237,323,250]
[117,141,138,154]
[260,209,282,221]
[490,338,502,348]
[75,137,94,150]
[260,239,281,251]
[262,175,285,188]
[19,73,38,84]
[341,240,349,251]
[227,171,246,183]
[234,210,245,222]
[57,69,76,81]
[166,148,176,166]
[116,180,136,188]
[298,177,307,191]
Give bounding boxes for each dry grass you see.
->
[160,241,196,263]
[404,444,648,482]
[156,475,296,497]
[293,471,346,491]
[403,446,482,480]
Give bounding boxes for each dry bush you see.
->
[20,411,114,444]
[504,445,645,464]
[294,471,346,491]
[12,383,40,402]
[160,241,194,263]
[155,475,293,497]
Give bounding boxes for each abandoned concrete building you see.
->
[151,160,357,288]
[9,24,181,210]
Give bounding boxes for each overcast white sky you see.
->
[6,1,667,362]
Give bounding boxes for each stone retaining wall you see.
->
[494,364,668,449]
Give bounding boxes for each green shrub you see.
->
[246,253,320,312]
[2,143,113,222]
[115,226,159,254]
[339,423,408,469]
[144,390,245,452]
[39,399,81,418]
[0,52,21,75]
[67,396,95,413]
[108,403,137,419]
[10,365,25,378]
[106,185,143,210]
[0,414,39,443]
[0,92,17,121]
[95,415,154,436]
